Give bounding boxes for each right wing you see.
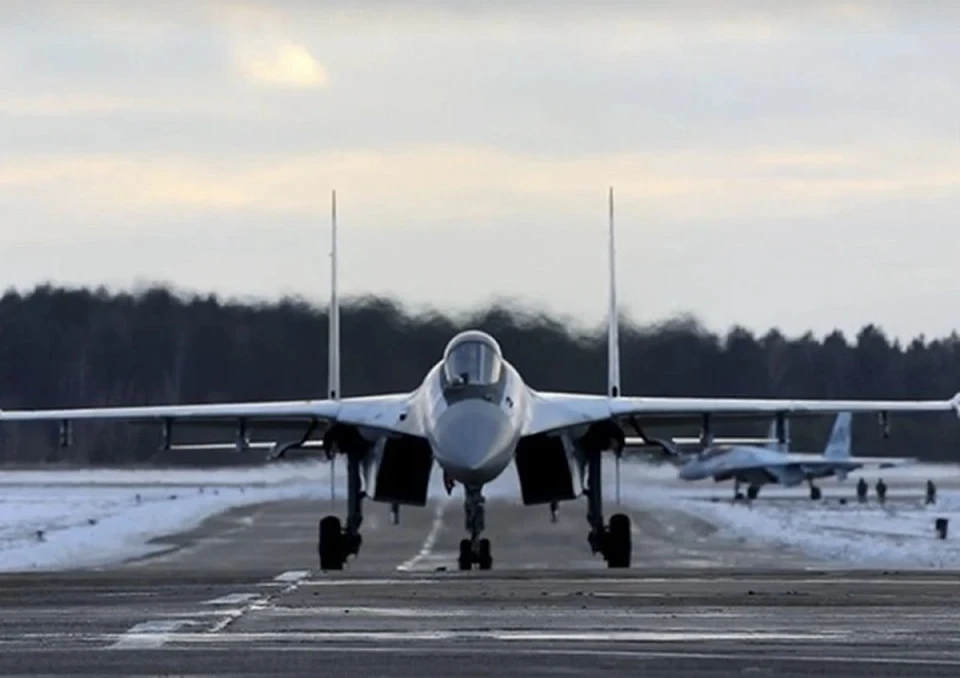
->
[779,452,916,467]
[0,392,421,437]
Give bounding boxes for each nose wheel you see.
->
[458,537,492,570]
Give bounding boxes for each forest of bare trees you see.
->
[0,284,958,465]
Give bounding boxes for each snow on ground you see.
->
[3,458,960,572]
[611,461,960,569]
[0,463,336,487]
[0,462,335,572]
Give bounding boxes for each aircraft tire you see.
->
[747,485,760,501]
[606,513,632,568]
[458,538,473,570]
[318,515,344,571]
[810,486,822,501]
[477,538,492,570]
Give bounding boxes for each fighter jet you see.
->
[0,190,956,571]
[677,412,914,500]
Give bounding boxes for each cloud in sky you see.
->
[1,1,959,340]
[236,41,327,88]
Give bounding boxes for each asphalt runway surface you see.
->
[3,495,960,676]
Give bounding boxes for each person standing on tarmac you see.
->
[926,479,937,505]
[875,478,888,505]
[856,477,868,504]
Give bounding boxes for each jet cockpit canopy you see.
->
[442,330,504,387]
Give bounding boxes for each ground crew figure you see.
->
[856,477,868,504]
[876,478,887,505]
[926,479,937,505]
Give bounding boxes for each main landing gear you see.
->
[808,480,822,501]
[318,452,364,570]
[458,486,492,570]
[733,479,761,501]
[585,448,631,568]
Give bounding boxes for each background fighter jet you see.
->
[0,190,956,571]
[677,412,915,500]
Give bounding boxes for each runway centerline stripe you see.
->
[397,499,450,572]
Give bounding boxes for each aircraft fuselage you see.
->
[413,336,530,487]
[678,445,860,487]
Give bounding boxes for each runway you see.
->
[3,496,960,676]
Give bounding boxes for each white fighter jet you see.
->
[677,412,914,501]
[0,190,956,571]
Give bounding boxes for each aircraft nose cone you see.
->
[433,399,513,485]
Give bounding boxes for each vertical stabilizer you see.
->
[765,419,777,450]
[766,418,791,452]
[823,412,852,460]
[607,187,621,398]
[328,190,341,401]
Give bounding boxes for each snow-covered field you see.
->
[2,460,960,572]
[609,461,960,569]
[0,463,333,572]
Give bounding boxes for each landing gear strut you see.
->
[733,478,743,502]
[585,448,631,568]
[458,486,492,570]
[318,449,365,570]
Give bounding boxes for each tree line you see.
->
[0,284,957,465]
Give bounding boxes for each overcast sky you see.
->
[1,1,958,341]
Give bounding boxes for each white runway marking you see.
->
[397,499,450,572]
[273,570,311,583]
[259,605,470,617]
[207,569,314,633]
[202,593,260,605]
[109,620,194,650]
[303,578,446,586]
[115,570,316,645]
[151,629,847,644]
[203,645,960,667]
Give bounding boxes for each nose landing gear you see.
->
[458,486,492,570]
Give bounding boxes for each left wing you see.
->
[524,391,960,437]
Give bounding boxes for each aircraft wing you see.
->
[525,391,960,437]
[780,452,916,468]
[0,393,420,437]
[708,457,866,478]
